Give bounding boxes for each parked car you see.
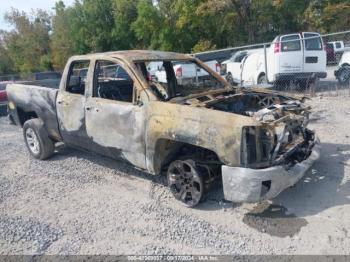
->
[221,50,261,85]
[334,50,350,85]
[327,41,345,63]
[223,32,327,89]
[326,43,336,64]
[7,50,320,207]
[0,83,9,116]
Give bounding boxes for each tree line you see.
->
[0,0,349,75]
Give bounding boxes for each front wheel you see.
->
[23,119,55,160]
[226,73,235,86]
[257,74,267,85]
[167,160,204,207]
[337,67,350,85]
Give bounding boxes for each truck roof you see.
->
[70,50,192,62]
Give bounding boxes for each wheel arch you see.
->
[17,106,39,126]
[151,138,221,175]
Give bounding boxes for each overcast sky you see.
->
[0,0,75,31]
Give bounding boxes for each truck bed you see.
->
[6,83,61,141]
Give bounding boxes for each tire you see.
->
[23,119,55,160]
[226,73,235,86]
[257,74,267,85]
[167,159,204,208]
[337,67,350,85]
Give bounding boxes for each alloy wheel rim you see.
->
[168,160,203,207]
[25,128,40,154]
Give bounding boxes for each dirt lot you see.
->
[0,95,349,255]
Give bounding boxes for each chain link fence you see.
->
[195,30,350,97]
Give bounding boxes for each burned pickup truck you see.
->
[6,51,320,207]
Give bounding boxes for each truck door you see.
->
[302,32,326,74]
[84,59,146,170]
[56,60,91,148]
[278,34,303,74]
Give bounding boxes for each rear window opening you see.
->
[281,35,301,52]
[304,33,322,51]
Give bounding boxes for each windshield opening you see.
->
[135,60,225,101]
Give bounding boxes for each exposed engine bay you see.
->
[170,88,316,169]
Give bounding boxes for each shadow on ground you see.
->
[242,142,350,237]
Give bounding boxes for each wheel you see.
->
[167,160,204,207]
[337,67,350,85]
[226,73,235,86]
[23,119,55,160]
[257,74,267,85]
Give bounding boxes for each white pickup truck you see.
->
[222,32,327,89]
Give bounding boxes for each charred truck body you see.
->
[6,51,320,207]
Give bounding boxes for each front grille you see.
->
[241,127,273,168]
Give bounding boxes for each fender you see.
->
[144,101,258,174]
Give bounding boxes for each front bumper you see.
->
[222,137,321,203]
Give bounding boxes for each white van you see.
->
[223,32,327,88]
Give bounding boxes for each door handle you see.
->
[86,106,92,111]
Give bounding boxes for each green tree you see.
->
[3,8,52,73]
[0,31,14,75]
[111,0,138,50]
[51,1,75,69]
[131,0,163,49]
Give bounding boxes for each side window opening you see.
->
[281,35,301,52]
[66,60,90,95]
[93,60,134,103]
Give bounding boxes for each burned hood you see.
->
[171,88,310,124]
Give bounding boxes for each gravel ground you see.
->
[0,95,350,255]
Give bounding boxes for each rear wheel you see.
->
[23,119,55,160]
[167,160,204,207]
